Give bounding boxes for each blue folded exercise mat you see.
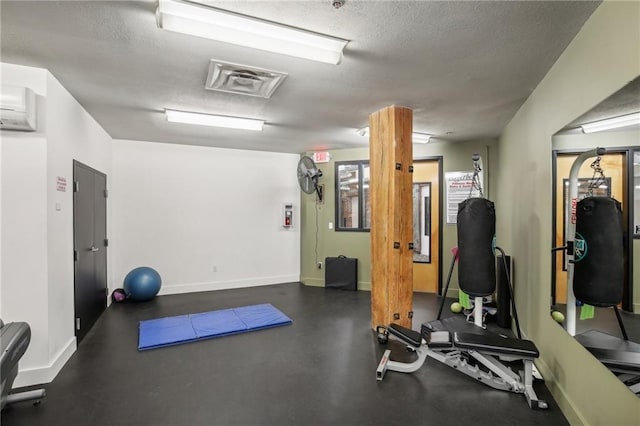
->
[138,303,292,351]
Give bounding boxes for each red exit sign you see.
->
[313,151,330,163]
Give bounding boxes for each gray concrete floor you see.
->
[2,283,569,425]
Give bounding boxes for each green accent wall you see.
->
[300,139,498,293]
[497,1,640,423]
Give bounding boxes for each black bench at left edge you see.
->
[325,256,358,291]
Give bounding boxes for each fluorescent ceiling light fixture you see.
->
[357,127,432,144]
[581,112,640,133]
[165,109,264,131]
[411,132,431,144]
[156,0,348,64]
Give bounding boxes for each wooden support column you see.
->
[369,105,413,330]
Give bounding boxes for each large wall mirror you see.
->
[551,75,640,396]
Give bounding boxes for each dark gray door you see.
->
[73,161,107,343]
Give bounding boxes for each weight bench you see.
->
[376,317,547,410]
[376,324,429,380]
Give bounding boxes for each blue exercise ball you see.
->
[123,267,162,301]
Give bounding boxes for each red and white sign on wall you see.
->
[56,176,67,192]
[313,151,331,164]
[570,197,577,224]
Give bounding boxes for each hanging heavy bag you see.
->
[457,197,496,297]
[573,196,624,307]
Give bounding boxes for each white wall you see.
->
[1,64,50,370]
[1,62,113,386]
[44,72,113,375]
[1,137,49,367]
[2,62,300,387]
[112,140,300,295]
[0,90,1,322]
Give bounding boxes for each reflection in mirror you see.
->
[551,76,640,397]
[412,182,431,263]
[560,177,611,270]
[335,161,370,231]
[337,163,361,229]
[634,150,640,237]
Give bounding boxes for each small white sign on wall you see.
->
[445,171,482,224]
[56,176,67,192]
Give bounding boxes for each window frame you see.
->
[335,160,370,232]
[412,181,432,263]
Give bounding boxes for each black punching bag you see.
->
[457,198,496,297]
[574,197,624,307]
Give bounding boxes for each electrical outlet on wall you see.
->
[317,262,322,269]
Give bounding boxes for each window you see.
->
[634,150,640,238]
[336,161,370,231]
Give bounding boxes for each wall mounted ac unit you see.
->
[0,85,37,131]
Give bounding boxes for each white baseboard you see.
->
[158,275,300,296]
[15,337,76,388]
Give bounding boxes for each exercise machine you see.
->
[424,317,546,409]
[375,319,547,409]
[575,329,640,395]
[375,154,547,409]
[1,319,46,410]
[375,324,429,379]
[555,147,640,395]
[562,147,608,336]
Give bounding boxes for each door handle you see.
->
[90,246,99,252]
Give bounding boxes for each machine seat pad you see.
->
[584,347,640,372]
[454,332,539,358]
[575,329,640,352]
[574,330,640,373]
[388,323,422,348]
[0,322,30,360]
[426,331,452,348]
[0,322,31,383]
[423,316,490,335]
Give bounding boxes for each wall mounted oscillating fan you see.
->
[297,156,323,201]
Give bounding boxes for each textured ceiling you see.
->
[564,76,640,130]
[1,0,601,153]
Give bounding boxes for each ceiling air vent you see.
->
[205,60,288,99]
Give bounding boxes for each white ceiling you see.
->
[1,0,601,154]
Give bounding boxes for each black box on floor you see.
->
[325,256,358,291]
